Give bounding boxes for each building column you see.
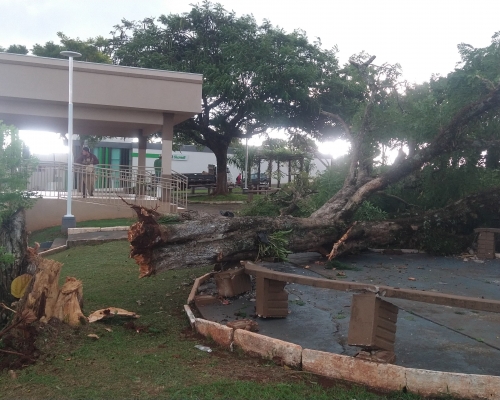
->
[161,113,174,205]
[137,129,147,196]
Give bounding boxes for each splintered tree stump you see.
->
[14,246,86,327]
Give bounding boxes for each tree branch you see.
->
[312,82,500,222]
[320,110,353,141]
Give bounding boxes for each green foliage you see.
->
[240,158,349,218]
[257,230,292,261]
[0,247,15,266]
[0,123,38,225]
[353,201,388,221]
[384,156,500,212]
[2,44,28,54]
[418,217,468,256]
[32,32,111,63]
[240,195,281,217]
[109,2,343,190]
[157,214,181,225]
[310,158,349,210]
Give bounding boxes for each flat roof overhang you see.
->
[0,52,202,136]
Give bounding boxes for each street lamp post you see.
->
[60,51,82,233]
[244,137,249,191]
[243,122,249,192]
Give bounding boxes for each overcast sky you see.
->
[2,0,499,155]
[1,0,499,85]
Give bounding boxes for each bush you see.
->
[240,195,281,217]
[353,201,388,221]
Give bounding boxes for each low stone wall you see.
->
[26,198,136,232]
[186,274,500,399]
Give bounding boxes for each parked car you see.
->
[174,165,234,189]
[250,173,269,187]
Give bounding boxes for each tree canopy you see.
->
[31,32,112,63]
[0,44,29,54]
[109,1,342,193]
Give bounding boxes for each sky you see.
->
[2,0,499,155]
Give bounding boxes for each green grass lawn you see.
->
[189,193,247,202]
[0,241,423,399]
[188,187,248,203]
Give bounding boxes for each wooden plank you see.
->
[243,262,500,313]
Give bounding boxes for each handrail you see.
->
[27,161,188,214]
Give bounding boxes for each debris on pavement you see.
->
[227,319,259,332]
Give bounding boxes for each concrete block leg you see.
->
[347,293,398,354]
[255,276,288,318]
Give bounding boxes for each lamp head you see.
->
[60,51,82,58]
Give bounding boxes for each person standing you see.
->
[236,173,242,186]
[75,146,99,198]
[153,155,162,197]
[154,155,162,178]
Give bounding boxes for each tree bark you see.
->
[129,208,338,277]
[0,209,28,305]
[128,186,500,276]
[213,145,229,195]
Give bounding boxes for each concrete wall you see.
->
[26,198,136,232]
[0,52,202,136]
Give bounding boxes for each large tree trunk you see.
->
[128,187,500,276]
[129,208,338,277]
[0,209,28,305]
[206,139,230,196]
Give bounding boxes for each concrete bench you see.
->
[242,261,500,359]
[190,185,216,194]
[474,228,500,259]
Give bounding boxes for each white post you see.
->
[244,137,249,191]
[244,122,249,191]
[60,51,81,232]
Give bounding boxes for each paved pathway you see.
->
[197,252,500,376]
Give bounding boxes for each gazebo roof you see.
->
[0,52,202,136]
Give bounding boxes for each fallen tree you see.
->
[128,46,500,276]
[128,185,500,276]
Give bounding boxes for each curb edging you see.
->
[185,273,500,399]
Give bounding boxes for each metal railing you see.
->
[28,161,188,214]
